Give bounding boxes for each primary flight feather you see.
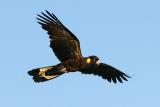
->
[28,10,130,83]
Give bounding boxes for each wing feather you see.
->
[80,63,130,83]
[98,63,130,83]
[36,10,82,61]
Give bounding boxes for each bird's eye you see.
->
[86,58,91,64]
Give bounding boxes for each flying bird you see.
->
[28,10,130,83]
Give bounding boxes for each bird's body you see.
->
[28,10,130,83]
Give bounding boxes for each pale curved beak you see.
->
[96,60,100,65]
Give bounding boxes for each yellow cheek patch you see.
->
[86,58,91,64]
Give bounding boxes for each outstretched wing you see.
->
[81,63,130,83]
[37,10,82,62]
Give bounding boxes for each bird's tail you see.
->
[28,65,67,82]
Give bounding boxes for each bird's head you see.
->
[85,56,100,65]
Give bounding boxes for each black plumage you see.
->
[28,10,130,83]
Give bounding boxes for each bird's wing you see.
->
[80,63,130,83]
[37,10,82,62]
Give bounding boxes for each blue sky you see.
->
[0,0,160,107]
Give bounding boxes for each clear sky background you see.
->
[0,0,160,107]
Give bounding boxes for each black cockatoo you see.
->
[28,10,130,83]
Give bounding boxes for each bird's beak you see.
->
[96,60,100,65]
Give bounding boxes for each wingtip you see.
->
[41,11,44,14]
[37,13,40,16]
[45,10,50,14]
[125,74,132,78]
[37,21,44,25]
